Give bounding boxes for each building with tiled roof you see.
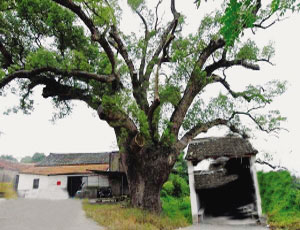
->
[17,151,128,199]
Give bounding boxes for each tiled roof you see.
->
[186,136,258,162]
[36,151,118,167]
[0,160,33,171]
[20,164,109,176]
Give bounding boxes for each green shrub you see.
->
[161,174,189,198]
[258,171,300,230]
[160,172,192,224]
[0,182,17,199]
[161,195,192,223]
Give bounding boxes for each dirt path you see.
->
[0,199,104,230]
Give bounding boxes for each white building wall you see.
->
[250,156,262,217]
[18,174,68,199]
[187,161,200,224]
[87,175,109,187]
[18,174,110,199]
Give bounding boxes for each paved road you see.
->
[177,223,268,230]
[0,199,104,230]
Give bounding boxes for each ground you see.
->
[178,222,267,230]
[0,198,268,230]
[0,199,103,230]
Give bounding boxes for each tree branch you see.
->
[211,74,258,102]
[143,0,180,82]
[51,0,116,72]
[255,159,288,170]
[154,0,163,31]
[175,118,228,150]
[0,67,116,90]
[205,59,260,75]
[97,104,137,136]
[135,10,149,79]
[170,38,225,136]
[229,111,283,133]
[109,26,137,82]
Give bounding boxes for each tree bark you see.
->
[120,143,177,212]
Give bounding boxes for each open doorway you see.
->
[67,176,82,197]
[197,158,257,219]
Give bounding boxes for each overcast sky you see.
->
[0,1,299,175]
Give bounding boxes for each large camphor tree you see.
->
[0,0,298,211]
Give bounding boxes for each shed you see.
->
[186,136,262,224]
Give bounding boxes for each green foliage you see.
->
[127,0,144,11]
[261,41,275,60]
[258,171,300,229]
[160,153,191,224]
[218,0,300,46]
[0,155,18,162]
[32,152,46,162]
[20,153,45,163]
[173,152,188,182]
[26,48,59,69]
[183,80,287,133]
[220,0,256,46]
[161,174,189,198]
[159,85,181,107]
[0,182,17,199]
[161,195,192,224]
[236,39,259,61]
[160,121,176,146]
[20,156,33,163]
[128,102,150,140]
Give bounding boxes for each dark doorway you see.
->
[67,176,82,197]
[197,158,256,219]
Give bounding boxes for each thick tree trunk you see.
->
[120,144,178,212]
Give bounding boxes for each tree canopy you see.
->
[0,0,298,211]
[20,152,46,163]
[0,154,18,162]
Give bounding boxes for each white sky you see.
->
[0,1,299,175]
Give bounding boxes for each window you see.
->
[33,179,39,189]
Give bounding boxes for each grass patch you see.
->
[83,201,189,230]
[258,171,300,230]
[0,182,17,199]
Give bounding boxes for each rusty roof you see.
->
[20,164,109,176]
[186,136,258,163]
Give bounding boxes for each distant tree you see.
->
[20,156,33,163]
[0,155,18,162]
[31,153,46,163]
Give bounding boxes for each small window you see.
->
[33,179,39,189]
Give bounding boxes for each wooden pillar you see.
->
[187,161,200,224]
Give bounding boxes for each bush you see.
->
[160,173,192,224]
[0,182,17,199]
[161,195,192,224]
[161,174,189,198]
[258,171,300,230]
